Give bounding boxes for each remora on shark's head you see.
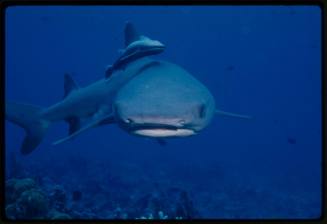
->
[5,22,251,155]
[105,21,165,78]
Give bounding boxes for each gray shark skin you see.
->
[6,56,250,155]
[6,22,251,155]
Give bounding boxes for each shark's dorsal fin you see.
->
[124,21,140,47]
[64,73,79,98]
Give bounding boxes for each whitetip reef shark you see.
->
[5,22,251,155]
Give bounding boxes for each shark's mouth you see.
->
[127,123,196,138]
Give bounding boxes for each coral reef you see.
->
[5,159,320,220]
[49,185,67,212]
[48,210,71,220]
[5,178,69,220]
[16,188,48,218]
[128,187,199,219]
[5,175,201,220]
[5,178,48,219]
[5,178,36,204]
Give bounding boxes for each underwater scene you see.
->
[4,6,322,220]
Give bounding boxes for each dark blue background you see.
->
[5,6,322,219]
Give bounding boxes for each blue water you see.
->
[5,6,322,219]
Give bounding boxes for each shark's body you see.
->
[6,57,250,155]
[6,23,251,155]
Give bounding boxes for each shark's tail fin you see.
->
[5,102,50,155]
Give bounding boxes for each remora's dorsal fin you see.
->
[64,73,79,98]
[215,109,252,119]
[124,21,140,47]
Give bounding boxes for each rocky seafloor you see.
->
[5,177,197,220]
[5,153,321,220]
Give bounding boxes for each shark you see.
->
[5,23,250,155]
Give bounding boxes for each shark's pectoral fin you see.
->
[215,109,252,119]
[53,112,114,146]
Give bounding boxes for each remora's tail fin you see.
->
[216,109,252,119]
[5,102,50,155]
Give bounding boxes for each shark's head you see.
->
[113,59,216,138]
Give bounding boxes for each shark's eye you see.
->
[198,104,206,119]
